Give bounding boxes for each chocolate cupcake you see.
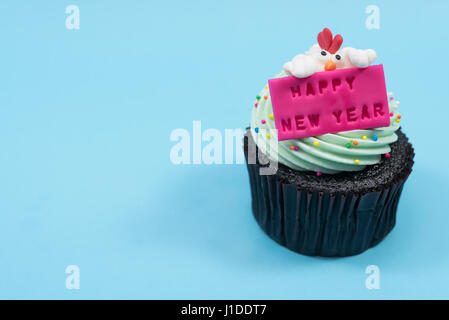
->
[244,28,414,257]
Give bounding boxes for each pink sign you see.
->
[268,65,390,141]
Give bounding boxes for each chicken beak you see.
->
[325,60,337,71]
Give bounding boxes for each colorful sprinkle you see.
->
[395,118,400,123]
[353,140,359,146]
[316,171,322,177]
[362,135,367,140]
[390,112,394,117]
[256,95,261,100]
[264,95,268,100]
[314,141,319,147]
[372,135,378,141]
[385,153,391,158]
[294,146,299,151]
[266,133,271,139]
[255,127,259,133]
[261,119,266,124]
[354,159,360,164]
[346,143,351,148]
[289,145,294,150]
[254,103,258,107]
[269,114,274,119]
[397,114,402,119]
[265,85,268,89]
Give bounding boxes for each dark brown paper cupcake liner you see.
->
[244,129,414,257]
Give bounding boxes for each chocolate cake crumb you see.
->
[244,128,414,195]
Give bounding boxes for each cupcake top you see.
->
[250,28,401,175]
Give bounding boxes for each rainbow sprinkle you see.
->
[372,135,378,141]
[316,171,322,176]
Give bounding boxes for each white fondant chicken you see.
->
[284,28,377,78]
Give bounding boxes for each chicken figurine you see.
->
[283,28,377,78]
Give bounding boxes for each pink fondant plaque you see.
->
[268,65,390,141]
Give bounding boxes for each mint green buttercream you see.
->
[250,70,401,174]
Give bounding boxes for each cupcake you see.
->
[244,28,414,257]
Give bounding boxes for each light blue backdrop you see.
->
[0,0,447,299]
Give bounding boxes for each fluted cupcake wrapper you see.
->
[246,160,407,257]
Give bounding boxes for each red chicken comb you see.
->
[317,28,343,54]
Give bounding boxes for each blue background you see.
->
[0,0,447,299]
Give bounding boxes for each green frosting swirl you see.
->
[250,70,401,174]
